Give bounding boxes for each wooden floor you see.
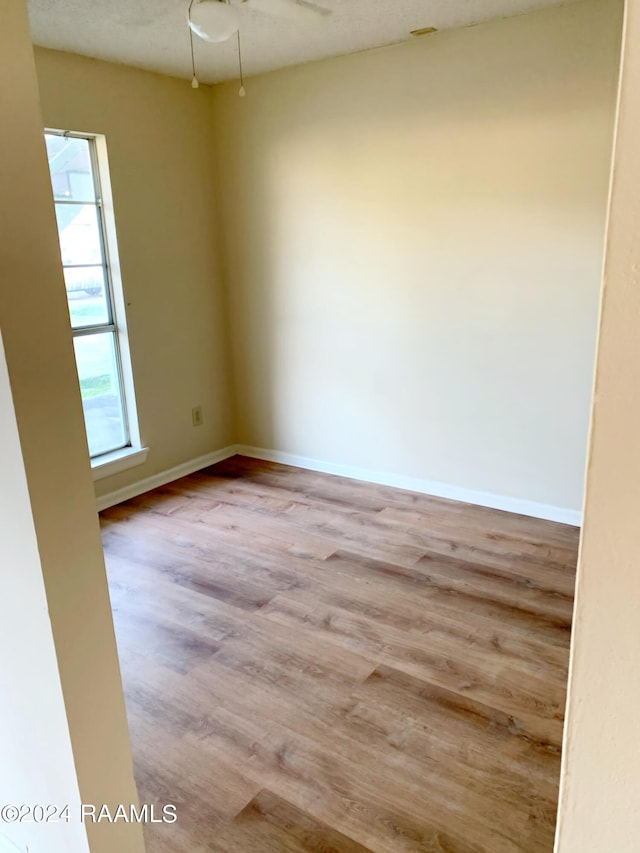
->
[101,456,579,853]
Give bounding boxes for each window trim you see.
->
[46,128,146,477]
[91,446,149,480]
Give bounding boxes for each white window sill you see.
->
[91,446,149,481]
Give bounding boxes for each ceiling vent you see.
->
[410,26,438,37]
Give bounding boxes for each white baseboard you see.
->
[96,442,582,526]
[95,445,237,512]
[236,445,583,527]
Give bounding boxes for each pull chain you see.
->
[237,30,246,97]
[188,0,199,88]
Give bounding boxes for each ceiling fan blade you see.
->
[241,0,331,23]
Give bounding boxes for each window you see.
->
[44,131,144,472]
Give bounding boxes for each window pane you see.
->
[45,134,96,202]
[64,267,110,328]
[55,203,102,266]
[73,332,127,457]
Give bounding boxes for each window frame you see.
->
[45,128,146,476]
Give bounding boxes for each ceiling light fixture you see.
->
[186,0,331,94]
[188,0,240,44]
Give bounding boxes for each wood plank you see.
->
[261,592,566,749]
[101,455,577,852]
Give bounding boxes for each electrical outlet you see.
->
[192,405,203,427]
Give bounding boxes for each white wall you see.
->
[0,3,144,851]
[0,333,88,853]
[212,0,622,518]
[555,1,640,848]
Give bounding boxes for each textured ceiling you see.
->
[28,0,579,85]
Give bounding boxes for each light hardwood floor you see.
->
[101,456,579,853]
